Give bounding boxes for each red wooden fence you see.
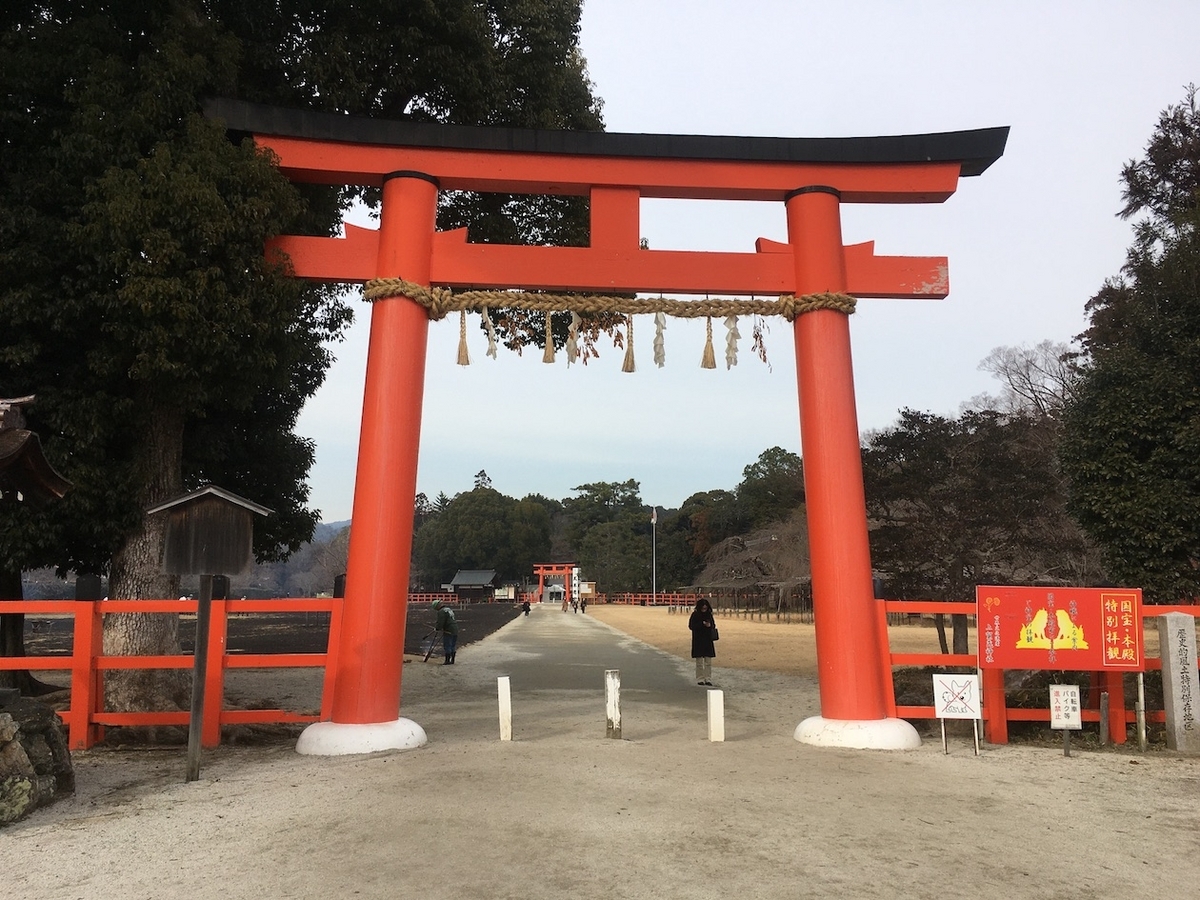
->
[599,592,704,606]
[880,599,1200,744]
[5,595,1196,750]
[0,597,342,751]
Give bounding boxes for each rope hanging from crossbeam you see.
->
[363,278,856,320]
[362,278,857,371]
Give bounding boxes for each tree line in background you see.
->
[408,444,804,592]
[2,0,1197,702]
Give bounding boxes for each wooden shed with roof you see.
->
[446,569,501,603]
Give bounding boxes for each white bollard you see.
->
[497,675,512,741]
[605,669,621,739]
[707,689,725,742]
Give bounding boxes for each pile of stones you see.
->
[0,688,74,825]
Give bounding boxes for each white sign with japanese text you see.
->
[1049,684,1082,730]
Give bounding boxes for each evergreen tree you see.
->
[412,487,550,586]
[864,408,1098,652]
[0,1,602,707]
[736,446,804,528]
[1061,87,1200,602]
[562,480,644,549]
[561,481,651,592]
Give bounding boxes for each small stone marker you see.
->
[497,676,512,742]
[605,669,621,739]
[1157,613,1200,754]
[707,689,725,742]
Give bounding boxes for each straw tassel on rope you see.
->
[700,316,716,369]
[724,315,741,370]
[653,312,666,368]
[481,306,498,359]
[542,311,555,364]
[566,311,581,365]
[621,316,636,373]
[456,310,471,366]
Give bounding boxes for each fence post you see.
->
[201,597,228,748]
[1102,670,1126,744]
[68,600,104,750]
[982,667,1007,744]
[875,599,898,718]
[1099,692,1109,746]
[319,599,343,721]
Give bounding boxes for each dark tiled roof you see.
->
[450,570,499,587]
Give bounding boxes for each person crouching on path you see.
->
[689,597,717,685]
[432,599,458,665]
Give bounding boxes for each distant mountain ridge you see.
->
[314,520,350,542]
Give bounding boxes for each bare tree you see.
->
[974,340,1077,420]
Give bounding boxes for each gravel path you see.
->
[7,604,1200,900]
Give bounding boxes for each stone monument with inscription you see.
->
[1157,612,1200,754]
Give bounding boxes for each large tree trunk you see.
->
[0,567,59,695]
[933,613,949,655]
[103,404,188,719]
[951,613,970,655]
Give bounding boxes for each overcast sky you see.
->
[295,1,1200,523]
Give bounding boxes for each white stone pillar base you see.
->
[296,718,428,756]
[794,715,921,750]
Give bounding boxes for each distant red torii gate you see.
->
[531,563,577,609]
[206,100,1007,753]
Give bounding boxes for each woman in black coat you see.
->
[688,597,717,686]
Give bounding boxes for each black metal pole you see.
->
[186,574,213,782]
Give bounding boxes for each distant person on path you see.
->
[579,597,587,614]
[521,600,531,616]
[689,597,717,685]
[432,599,458,665]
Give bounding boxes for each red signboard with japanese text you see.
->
[976,585,1143,671]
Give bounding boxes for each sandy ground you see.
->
[591,604,965,675]
[6,605,1200,900]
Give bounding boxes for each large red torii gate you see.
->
[206,100,1007,753]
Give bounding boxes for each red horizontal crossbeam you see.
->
[0,656,71,669]
[224,653,327,668]
[884,600,979,615]
[890,653,976,667]
[252,123,971,298]
[271,227,948,298]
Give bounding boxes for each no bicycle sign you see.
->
[977,585,1144,672]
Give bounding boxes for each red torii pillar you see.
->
[787,187,910,744]
[209,99,1008,754]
